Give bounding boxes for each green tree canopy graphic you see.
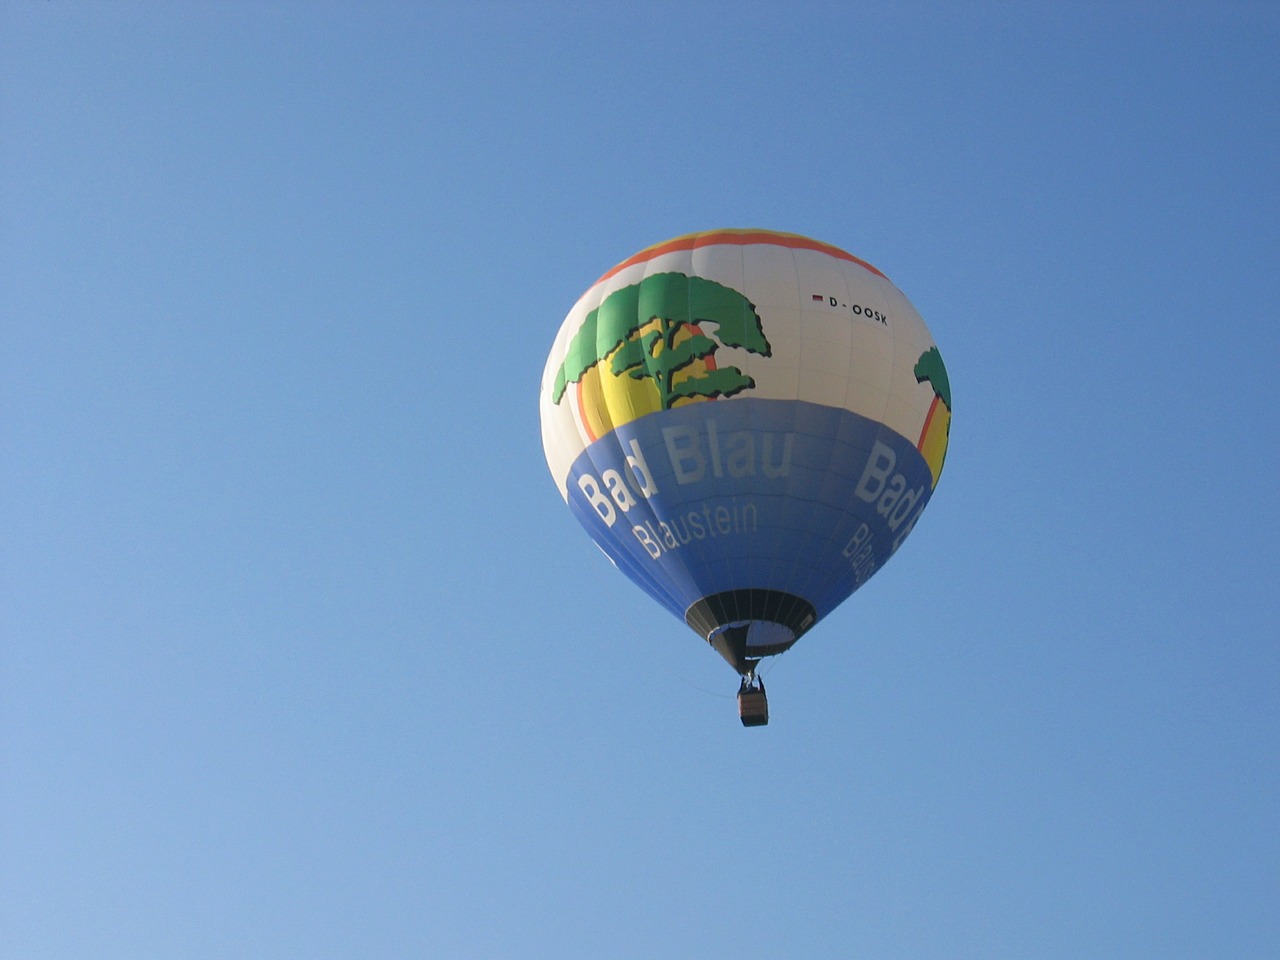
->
[551,272,772,410]
[913,346,951,410]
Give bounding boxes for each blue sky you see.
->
[2,3,1277,958]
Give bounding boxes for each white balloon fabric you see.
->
[540,229,950,673]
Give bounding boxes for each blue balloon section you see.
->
[565,399,935,646]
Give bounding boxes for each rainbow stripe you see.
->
[595,228,887,285]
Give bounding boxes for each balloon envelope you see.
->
[540,229,950,673]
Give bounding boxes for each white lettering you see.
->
[762,433,792,478]
[888,485,923,530]
[602,468,635,513]
[855,441,897,502]
[707,420,723,477]
[725,431,754,477]
[663,425,706,483]
[876,473,906,518]
[626,499,758,557]
[624,438,658,497]
[633,525,661,558]
[577,474,616,526]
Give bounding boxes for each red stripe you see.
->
[594,229,887,285]
[918,394,940,449]
[575,378,597,444]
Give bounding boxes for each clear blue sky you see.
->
[3,4,1277,958]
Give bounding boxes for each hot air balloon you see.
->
[539,229,950,725]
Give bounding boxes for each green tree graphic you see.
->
[551,272,771,410]
[913,346,952,410]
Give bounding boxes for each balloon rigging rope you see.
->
[648,655,736,699]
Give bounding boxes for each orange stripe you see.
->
[574,379,598,444]
[594,229,887,284]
